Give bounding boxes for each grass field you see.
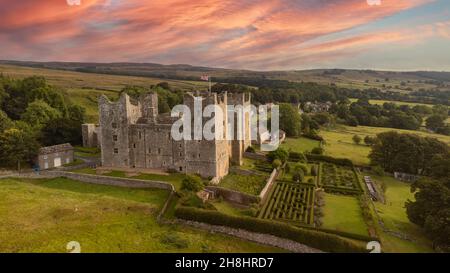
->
[0,177,283,253]
[0,64,209,123]
[368,174,434,253]
[281,137,321,153]
[220,173,268,196]
[72,168,187,191]
[348,98,434,107]
[320,125,450,165]
[321,193,368,237]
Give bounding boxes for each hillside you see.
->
[2,60,450,92]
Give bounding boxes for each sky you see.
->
[0,0,449,71]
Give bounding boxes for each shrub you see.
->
[267,148,289,163]
[295,163,309,175]
[306,154,353,167]
[272,159,282,169]
[181,175,204,192]
[311,147,324,155]
[285,163,291,174]
[289,152,307,162]
[174,207,367,253]
[292,169,304,182]
[372,165,385,176]
[311,165,318,176]
[352,135,362,145]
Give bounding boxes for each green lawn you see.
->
[321,193,369,237]
[281,137,320,153]
[349,98,434,108]
[72,168,186,191]
[320,125,450,165]
[220,173,267,196]
[369,174,434,253]
[0,177,283,253]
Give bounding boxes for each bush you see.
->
[174,207,367,253]
[267,148,289,163]
[311,147,324,155]
[181,175,204,192]
[352,135,362,145]
[306,154,353,167]
[311,165,318,176]
[295,163,309,175]
[292,169,304,183]
[372,165,385,176]
[289,152,307,162]
[272,159,282,169]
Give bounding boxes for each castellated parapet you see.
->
[92,91,252,180]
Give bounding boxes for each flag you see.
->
[200,75,209,81]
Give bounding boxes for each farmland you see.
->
[280,137,321,154]
[320,125,450,165]
[258,182,315,225]
[0,177,282,253]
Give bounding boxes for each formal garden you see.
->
[258,182,315,225]
[319,163,362,194]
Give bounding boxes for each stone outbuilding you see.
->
[38,143,74,170]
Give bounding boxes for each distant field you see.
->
[0,177,282,253]
[348,98,433,107]
[321,193,368,237]
[368,174,434,253]
[320,125,450,165]
[0,64,209,123]
[281,137,320,153]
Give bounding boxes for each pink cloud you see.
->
[0,0,442,69]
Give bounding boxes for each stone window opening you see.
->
[133,143,136,148]
[113,135,118,141]
[158,148,161,154]
[114,148,119,154]
[139,131,142,139]
[112,122,117,129]
[179,166,183,171]
[148,148,151,154]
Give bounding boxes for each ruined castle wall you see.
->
[99,94,140,168]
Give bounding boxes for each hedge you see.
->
[175,207,367,253]
[306,154,353,167]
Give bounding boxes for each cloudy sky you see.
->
[0,0,449,71]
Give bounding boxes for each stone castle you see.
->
[83,91,252,180]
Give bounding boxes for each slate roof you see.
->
[39,143,74,155]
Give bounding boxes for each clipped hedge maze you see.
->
[320,163,362,194]
[259,182,315,225]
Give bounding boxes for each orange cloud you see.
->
[0,0,442,69]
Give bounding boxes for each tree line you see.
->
[0,75,86,169]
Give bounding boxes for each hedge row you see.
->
[306,154,353,167]
[175,207,367,253]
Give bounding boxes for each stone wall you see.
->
[48,171,174,191]
[259,168,278,203]
[174,219,322,253]
[205,186,259,205]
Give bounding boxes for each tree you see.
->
[279,103,301,137]
[352,135,362,145]
[406,178,450,251]
[267,148,289,163]
[364,135,376,146]
[0,110,12,132]
[39,118,83,146]
[369,131,449,175]
[272,159,282,169]
[21,100,61,128]
[292,169,305,183]
[181,175,204,192]
[0,127,39,170]
[426,115,445,132]
[68,105,86,124]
